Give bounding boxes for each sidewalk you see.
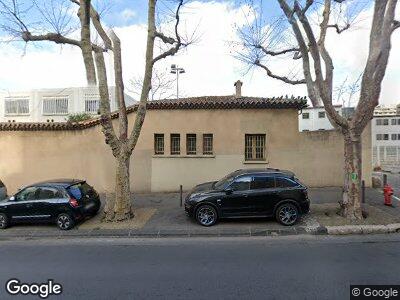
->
[0,188,399,238]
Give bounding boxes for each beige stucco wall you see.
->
[0,108,372,194]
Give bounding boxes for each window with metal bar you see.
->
[154,134,164,155]
[42,96,69,115]
[4,96,30,115]
[170,134,180,155]
[245,134,266,161]
[203,134,213,155]
[186,134,197,155]
[84,93,100,114]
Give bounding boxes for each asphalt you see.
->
[0,235,399,300]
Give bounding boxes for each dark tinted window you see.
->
[251,176,275,190]
[67,183,94,200]
[230,176,251,191]
[276,177,298,188]
[37,187,64,199]
[16,187,39,201]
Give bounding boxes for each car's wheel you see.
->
[0,213,8,229]
[56,213,75,230]
[195,205,218,226]
[275,203,299,226]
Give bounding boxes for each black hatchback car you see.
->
[185,168,310,226]
[0,179,100,230]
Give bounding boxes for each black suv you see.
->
[0,179,100,230]
[185,169,309,226]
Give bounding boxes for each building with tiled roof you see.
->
[0,81,372,193]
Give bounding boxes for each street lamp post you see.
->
[170,64,185,99]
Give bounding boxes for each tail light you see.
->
[69,198,79,208]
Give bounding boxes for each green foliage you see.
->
[67,113,93,123]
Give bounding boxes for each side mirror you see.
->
[225,188,233,195]
[8,196,15,201]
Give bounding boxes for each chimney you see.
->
[234,80,243,97]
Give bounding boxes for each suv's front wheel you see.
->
[275,203,299,226]
[196,205,218,226]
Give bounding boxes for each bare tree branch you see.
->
[152,0,185,64]
[327,23,351,33]
[255,60,306,85]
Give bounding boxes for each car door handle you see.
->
[26,204,33,208]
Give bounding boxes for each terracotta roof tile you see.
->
[0,95,307,131]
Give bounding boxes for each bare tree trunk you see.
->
[113,145,134,221]
[340,131,363,220]
[79,0,97,86]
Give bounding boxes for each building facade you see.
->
[372,113,400,171]
[0,87,372,194]
[0,87,135,123]
[298,106,343,131]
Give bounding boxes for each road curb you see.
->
[326,223,400,235]
[1,224,399,239]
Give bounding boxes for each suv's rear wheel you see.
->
[0,213,8,229]
[196,205,218,226]
[56,213,74,230]
[276,203,299,226]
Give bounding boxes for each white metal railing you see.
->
[42,96,69,115]
[4,96,30,116]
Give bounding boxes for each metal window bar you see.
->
[4,97,30,115]
[171,134,180,155]
[203,134,213,155]
[42,96,69,115]
[154,134,164,155]
[186,134,197,155]
[85,100,100,113]
[245,134,265,161]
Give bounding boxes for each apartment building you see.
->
[0,86,135,123]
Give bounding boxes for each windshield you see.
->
[214,172,237,190]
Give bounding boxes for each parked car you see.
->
[185,168,310,226]
[0,179,100,230]
[0,180,7,200]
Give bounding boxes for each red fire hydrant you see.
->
[383,184,394,206]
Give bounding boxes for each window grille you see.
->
[186,134,197,155]
[4,96,30,115]
[245,134,266,161]
[154,134,164,155]
[42,96,69,115]
[84,93,100,113]
[203,134,213,155]
[170,134,180,155]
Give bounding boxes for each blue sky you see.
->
[0,0,398,106]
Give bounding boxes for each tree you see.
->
[238,0,399,219]
[0,0,191,221]
[128,68,176,101]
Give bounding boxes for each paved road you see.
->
[0,235,400,300]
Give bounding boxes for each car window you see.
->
[276,177,298,188]
[0,180,4,188]
[251,176,275,190]
[37,187,64,199]
[230,176,251,191]
[67,182,94,200]
[15,187,39,201]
